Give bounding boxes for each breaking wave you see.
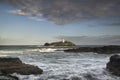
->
[0,46,120,80]
[0,48,63,54]
[12,52,120,80]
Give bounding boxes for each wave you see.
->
[12,69,120,80]
[1,51,119,80]
[25,48,58,53]
[0,54,9,57]
[0,48,61,54]
[0,50,23,54]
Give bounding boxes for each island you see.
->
[44,39,76,46]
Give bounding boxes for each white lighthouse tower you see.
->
[62,38,65,43]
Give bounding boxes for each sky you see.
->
[0,0,120,45]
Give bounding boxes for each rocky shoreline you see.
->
[64,45,120,76]
[64,46,120,54]
[0,57,43,80]
[106,54,120,76]
[1,55,120,80]
[0,47,120,80]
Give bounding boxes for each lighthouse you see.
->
[62,39,65,43]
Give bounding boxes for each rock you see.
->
[106,55,120,76]
[0,57,43,75]
[64,47,93,53]
[44,43,50,46]
[44,40,75,46]
[64,46,120,54]
[94,46,120,54]
[83,74,99,80]
[70,76,82,80]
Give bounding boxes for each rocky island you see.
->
[44,39,75,46]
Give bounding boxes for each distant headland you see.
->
[44,39,75,46]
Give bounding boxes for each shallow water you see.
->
[0,46,120,80]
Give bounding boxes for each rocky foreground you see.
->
[64,46,120,54]
[107,55,120,76]
[0,57,43,80]
[0,53,120,80]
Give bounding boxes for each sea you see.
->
[0,45,120,80]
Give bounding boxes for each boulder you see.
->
[0,57,43,75]
[106,55,120,76]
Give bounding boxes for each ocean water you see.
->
[0,45,120,80]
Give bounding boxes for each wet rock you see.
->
[64,46,120,54]
[107,55,120,76]
[0,57,43,75]
[71,76,82,80]
[84,74,99,80]
[62,79,69,80]
[64,47,93,53]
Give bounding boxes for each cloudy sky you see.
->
[0,0,120,45]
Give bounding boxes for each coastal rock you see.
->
[64,46,120,54]
[93,46,120,54]
[0,57,43,75]
[44,40,75,46]
[106,55,120,76]
[64,47,93,53]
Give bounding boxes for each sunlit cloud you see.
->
[9,10,30,16]
[8,9,44,22]
[28,16,45,22]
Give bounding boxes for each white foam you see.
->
[1,50,120,80]
[12,73,40,80]
[38,48,57,52]
[0,50,23,54]
[0,54,8,57]
[25,48,57,53]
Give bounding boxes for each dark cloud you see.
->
[103,22,120,27]
[1,0,120,24]
[56,35,120,45]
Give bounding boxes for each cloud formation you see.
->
[28,16,44,22]
[56,35,120,45]
[8,9,44,22]
[1,0,120,24]
[103,22,120,27]
[9,10,30,16]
